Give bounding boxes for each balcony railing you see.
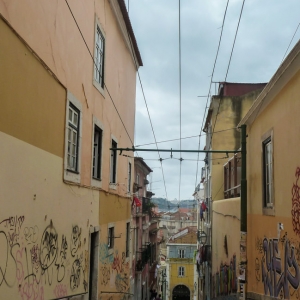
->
[136,243,151,271]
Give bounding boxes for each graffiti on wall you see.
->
[292,167,300,237]
[212,254,237,298]
[99,243,130,293]
[0,216,88,299]
[254,236,300,299]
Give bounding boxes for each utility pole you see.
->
[239,124,247,300]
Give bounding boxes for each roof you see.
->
[239,40,300,126]
[134,157,152,173]
[118,0,143,67]
[218,82,267,97]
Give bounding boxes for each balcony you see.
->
[224,153,241,199]
[142,197,155,216]
[136,243,151,272]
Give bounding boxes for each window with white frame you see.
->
[263,136,273,208]
[67,103,80,172]
[178,266,185,277]
[179,249,185,258]
[94,23,105,89]
[92,125,103,180]
[110,139,117,183]
[64,92,82,184]
[108,226,114,249]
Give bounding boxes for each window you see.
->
[128,162,132,192]
[263,136,273,208]
[178,266,185,277]
[64,92,82,183]
[126,222,130,257]
[108,226,114,249]
[94,22,105,90]
[93,125,103,180]
[67,104,80,172]
[110,139,117,183]
[179,249,185,258]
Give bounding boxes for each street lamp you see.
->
[197,230,207,245]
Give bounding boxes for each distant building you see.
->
[166,226,198,300]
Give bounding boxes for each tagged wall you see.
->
[0,217,89,299]
[98,217,131,300]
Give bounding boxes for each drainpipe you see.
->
[239,124,247,300]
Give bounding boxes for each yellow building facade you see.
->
[166,228,197,300]
[240,41,300,300]
[0,0,141,299]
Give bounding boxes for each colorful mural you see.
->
[212,254,238,298]
[99,243,130,294]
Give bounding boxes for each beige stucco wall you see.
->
[246,66,300,298]
[0,0,138,297]
[210,93,262,200]
[211,197,240,297]
[0,16,100,299]
[0,0,137,191]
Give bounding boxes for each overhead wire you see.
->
[123,8,169,201]
[209,0,246,151]
[178,0,182,204]
[135,127,237,147]
[194,0,230,187]
[251,22,300,125]
[64,0,134,147]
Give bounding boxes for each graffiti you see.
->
[0,218,88,299]
[99,244,129,293]
[53,283,68,298]
[212,255,237,297]
[70,258,82,291]
[70,225,81,257]
[101,264,111,286]
[292,168,300,237]
[0,230,18,287]
[99,242,114,264]
[280,232,288,247]
[24,226,39,245]
[255,237,264,254]
[0,215,25,246]
[261,237,300,298]
[40,221,58,271]
[255,258,260,281]
[115,272,129,292]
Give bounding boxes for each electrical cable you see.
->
[102,0,169,200]
[251,23,300,125]
[178,0,182,205]
[135,127,237,147]
[64,0,134,147]
[281,22,300,64]
[194,0,230,187]
[209,0,246,152]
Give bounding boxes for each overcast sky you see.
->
[126,0,300,203]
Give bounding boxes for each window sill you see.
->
[93,78,105,97]
[91,177,102,189]
[263,207,275,216]
[64,169,81,184]
[109,183,117,190]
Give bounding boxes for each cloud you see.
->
[128,0,300,201]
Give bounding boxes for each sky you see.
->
[125,0,300,202]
